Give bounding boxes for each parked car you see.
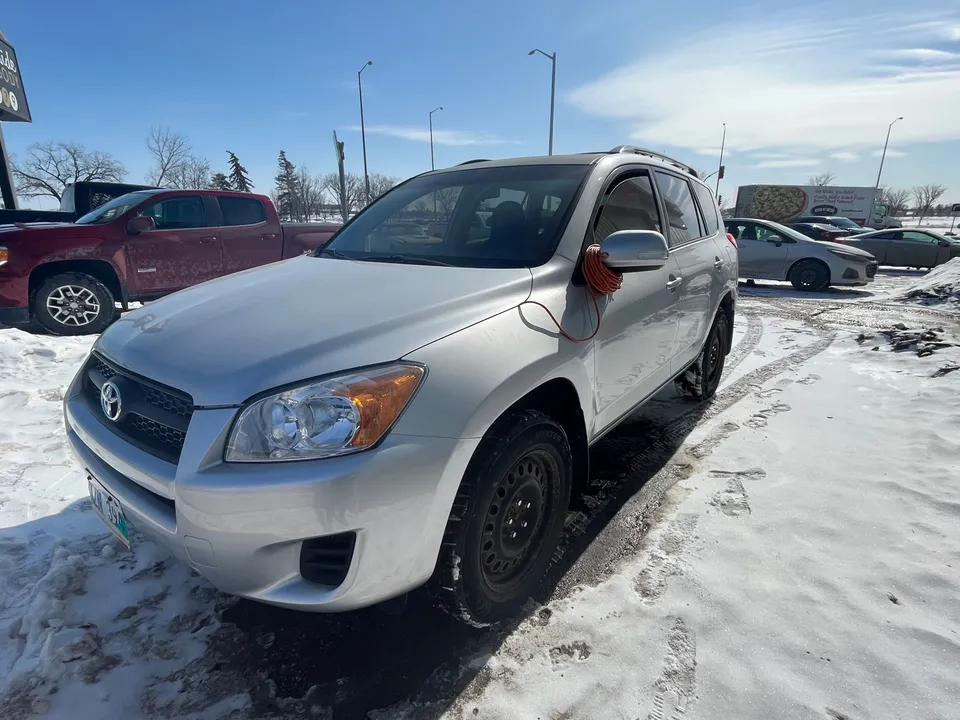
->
[65,146,738,626]
[790,222,851,242]
[726,218,877,291]
[0,189,339,334]
[840,228,960,269]
[795,215,871,234]
[0,181,157,225]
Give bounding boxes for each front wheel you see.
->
[433,410,572,626]
[676,309,729,401]
[789,259,830,292]
[33,273,115,336]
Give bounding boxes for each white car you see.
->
[726,218,878,291]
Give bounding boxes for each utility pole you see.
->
[716,123,726,200]
[357,61,372,206]
[875,116,903,188]
[429,106,443,171]
[528,49,556,155]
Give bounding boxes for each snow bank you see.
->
[896,258,960,306]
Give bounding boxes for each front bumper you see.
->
[831,260,877,286]
[64,374,478,611]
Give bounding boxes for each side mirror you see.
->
[600,230,669,271]
[938,239,951,247]
[127,216,156,234]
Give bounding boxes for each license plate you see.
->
[88,475,130,547]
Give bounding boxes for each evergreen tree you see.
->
[210,172,232,191]
[273,151,297,220]
[226,151,254,192]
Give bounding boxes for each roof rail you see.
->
[608,146,699,178]
[457,159,491,166]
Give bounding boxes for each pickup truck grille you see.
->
[81,352,194,464]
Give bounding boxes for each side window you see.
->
[692,182,720,235]
[654,172,703,246]
[219,196,267,226]
[903,231,935,243]
[729,223,758,241]
[139,196,208,230]
[871,232,897,241]
[593,173,662,244]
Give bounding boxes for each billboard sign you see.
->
[0,36,31,123]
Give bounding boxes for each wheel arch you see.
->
[29,260,125,314]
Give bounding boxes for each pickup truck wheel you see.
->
[675,310,729,401]
[434,410,572,627]
[34,273,115,336]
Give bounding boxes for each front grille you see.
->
[866,262,878,278]
[80,352,194,464]
[299,533,356,587]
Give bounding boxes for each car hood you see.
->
[820,240,875,259]
[0,221,79,235]
[95,255,532,406]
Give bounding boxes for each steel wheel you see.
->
[45,285,101,327]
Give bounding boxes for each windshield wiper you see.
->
[318,247,351,259]
[356,254,453,267]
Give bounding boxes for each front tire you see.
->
[433,410,572,626]
[789,259,830,292]
[33,273,115,336]
[676,309,729,401]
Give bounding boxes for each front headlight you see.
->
[829,248,869,263]
[224,363,425,462]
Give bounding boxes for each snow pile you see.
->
[896,258,960,306]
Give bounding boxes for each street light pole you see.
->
[875,116,903,188]
[716,123,726,199]
[429,106,443,171]
[528,49,556,155]
[358,60,372,206]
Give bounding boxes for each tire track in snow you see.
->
[723,312,763,376]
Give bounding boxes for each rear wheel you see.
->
[676,310,729,401]
[33,273,115,336]
[789,259,830,292]
[433,410,572,626]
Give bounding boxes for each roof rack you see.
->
[457,159,491,166]
[607,146,699,178]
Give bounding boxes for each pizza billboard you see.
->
[0,35,31,123]
[734,184,881,225]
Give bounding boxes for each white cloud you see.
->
[350,125,516,146]
[830,151,859,161]
[871,148,908,157]
[752,159,821,169]
[568,7,960,156]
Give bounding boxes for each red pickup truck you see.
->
[0,189,339,335]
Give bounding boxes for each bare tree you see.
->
[368,173,400,201]
[912,184,947,223]
[809,172,835,187]
[877,186,911,216]
[145,126,192,186]
[166,155,212,190]
[435,187,461,216]
[292,167,325,221]
[322,172,364,220]
[11,141,126,202]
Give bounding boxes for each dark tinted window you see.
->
[726,222,757,241]
[692,182,719,235]
[654,172,703,246]
[219,196,267,226]
[322,164,589,268]
[140,196,208,230]
[594,173,662,243]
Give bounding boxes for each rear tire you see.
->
[789,259,830,292]
[675,310,729,401]
[33,273,115,336]
[433,410,572,626]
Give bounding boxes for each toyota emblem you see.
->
[100,381,122,422]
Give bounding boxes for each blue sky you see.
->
[3,0,959,208]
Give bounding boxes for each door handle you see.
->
[666,275,683,290]
[261,233,278,240]
[198,236,218,243]
[714,257,724,270]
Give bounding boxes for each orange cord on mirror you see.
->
[521,244,623,343]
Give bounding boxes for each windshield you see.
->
[75,190,160,225]
[319,164,589,268]
[926,230,958,244]
[829,217,861,229]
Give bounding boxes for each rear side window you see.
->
[654,172,703,246]
[219,196,267,226]
[692,182,720,235]
[593,173,662,243]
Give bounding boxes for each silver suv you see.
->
[65,147,738,626]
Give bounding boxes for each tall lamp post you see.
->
[716,122,726,199]
[875,116,903,188]
[357,60,372,205]
[429,106,443,171]
[528,49,556,155]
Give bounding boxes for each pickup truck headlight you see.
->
[224,364,425,462]
[0,246,8,267]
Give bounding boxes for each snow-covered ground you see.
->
[2,268,959,719]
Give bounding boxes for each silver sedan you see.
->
[725,218,878,291]
[840,228,960,269]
